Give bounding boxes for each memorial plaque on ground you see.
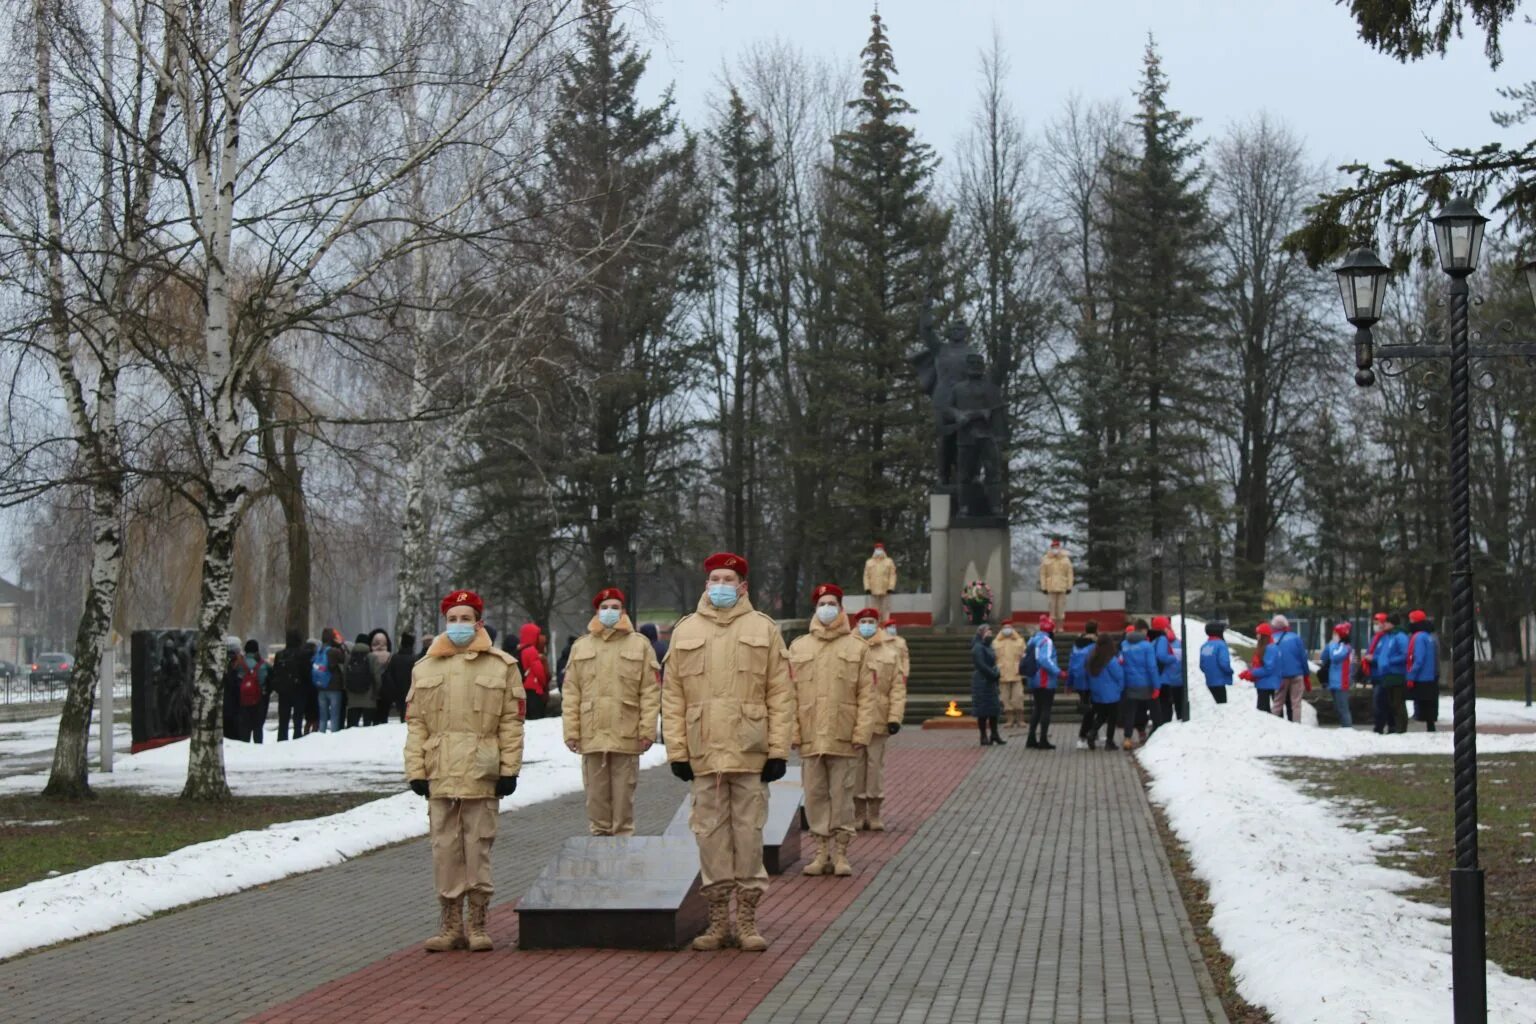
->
[663,766,804,874]
[516,836,706,950]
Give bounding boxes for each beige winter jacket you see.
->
[562,614,661,755]
[994,630,1026,683]
[787,614,876,756]
[403,627,525,799]
[663,592,794,775]
[863,554,897,596]
[1040,549,1074,593]
[890,634,910,681]
[862,629,907,727]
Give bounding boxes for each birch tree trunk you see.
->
[395,366,436,641]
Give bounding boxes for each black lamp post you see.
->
[1335,197,1536,1024]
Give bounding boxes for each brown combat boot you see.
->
[831,832,853,876]
[465,892,494,952]
[866,798,885,832]
[423,897,467,952]
[691,886,734,951]
[853,798,868,831]
[802,834,832,876]
[735,887,768,952]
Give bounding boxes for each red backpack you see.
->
[238,658,263,707]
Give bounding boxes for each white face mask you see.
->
[885,625,897,636]
[874,549,885,557]
[1001,627,1013,636]
[815,605,839,625]
[597,608,621,629]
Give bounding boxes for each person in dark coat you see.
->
[970,624,1004,747]
[343,633,373,728]
[638,623,668,678]
[235,639,270,743]
[1406,610,1440,730]
[379,630,415,724]
[222,638,243,740]
[270,629,308,741]
[555,634,576,688]
[302,639,321,734]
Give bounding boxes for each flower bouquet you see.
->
[960,579,993,625]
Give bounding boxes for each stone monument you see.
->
[911,302,1011,627]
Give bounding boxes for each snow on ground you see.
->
[0,716,131,760]
[0,718,667,961]
[1142,619,1536,1023]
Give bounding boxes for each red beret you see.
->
[853,607,880,622]
[1373,612,1390,623]
[441,589,484,617]
[874,541,885,548]
[592,587,626,610]
[1150,615,1170,631]
[881,618,897,629]
[1408,609,1427,623]
[1255,623,1273,636]
[704,551,748,576]
[1334,622,1352,636]
[1038,615,1057,632]
[812,582,844,602]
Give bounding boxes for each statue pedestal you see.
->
[929,493,1011,627]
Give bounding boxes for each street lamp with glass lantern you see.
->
[1332,197,1536,1024]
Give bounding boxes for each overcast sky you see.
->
[635,0,1530,176]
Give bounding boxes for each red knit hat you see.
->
[1408,609,1427,624]
[812,582,844,603]
[1373,612,1390,624]
[441,589,484,617]
[1038,615,1056,632]
[1334,622,1352,637]
[592,587,625,609]
[1150,615,1170,632]
[853,607,880,623]
[1255,623,1273,637]
[704,552,748,576]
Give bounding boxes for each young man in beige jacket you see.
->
[854,608,906,831]
[663,552,793,952]
[788,584,875,877]
[403,590,524,953]
[563,586,661,836]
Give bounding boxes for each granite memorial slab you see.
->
[663,766,804,874]
[516,836,706,950]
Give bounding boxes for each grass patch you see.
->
[0,790,391,893]
[1275,752,1536,980]
[1137,762,1275,1024]
[1475,668,1536,703]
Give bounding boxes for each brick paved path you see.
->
[0,727,1227,1024]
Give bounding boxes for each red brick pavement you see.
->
[246,733,983,1024]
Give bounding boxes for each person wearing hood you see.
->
[1118,622,1159,750]
[403,589,524,953]
[1317,622,1356,728]
[854,608,905,832]
[367,629,393,726]
[1083,632,1124,750]
[970,624,1005,746]
[1239,623,1280,712]
[1406,610,1440,731]
[1070,620,1099,749]
[993,621,1026,730]
[222,636,243,740]
[1149,615,1183,728]
[379,630,416,724]
[562,587,661,836]
[1198,622,1233,704]
[517,623,551,720]
[663,552,793,953]
[1025,616,1066,750]
[1269,614,1310,723]
[787,585,875,877]
[344,633,374,728]
[863,543,897,621]
[1362,612,1409,733]
[638,623,668,672]
[271,629,310,740]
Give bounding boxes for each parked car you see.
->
[29,653,72,688]
[0,660,17,680]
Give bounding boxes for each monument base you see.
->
[930,493,1011,626]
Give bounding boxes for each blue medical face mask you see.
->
[858,622,878,639]
[445,623,476,646]
[708,584,740,609]
[885,625,897,636]
[816,605,840,624]
[598,608,622,629]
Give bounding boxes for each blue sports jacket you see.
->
[1199,638,1232,688]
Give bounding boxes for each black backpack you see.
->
[345,647,373,695]
[1020,636,1039,682]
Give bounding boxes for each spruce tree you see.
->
[819,9,951,586]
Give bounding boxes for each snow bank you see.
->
[0,718,667,961]
[1139,632,1536,1023]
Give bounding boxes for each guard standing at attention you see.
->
[664,553,794,952]
[563,587,661,836]
[788,585,875,877]
[404,590,524,953]
[854,607,905,831]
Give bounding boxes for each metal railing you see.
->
[0,673,130,706]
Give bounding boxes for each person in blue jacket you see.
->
[970,624,1005,746]
[1150,615,1184,728]
[1269,614,1311,723]
[1118,622,1160,749]
[1025,616,1066,749]
[1198,621,1232,704]
[1239,623,1281,712]
[1071,620,1100,749]
[1406,610,1440,731]
[1316,621,1356,728]
[1364,613,1409,733]
[1083,633,1125,750]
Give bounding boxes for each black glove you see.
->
[887,722,901,735]
[671,761,694,782]
[409,779,429,798]
[761,758,787,783]
[495,775,518,797]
